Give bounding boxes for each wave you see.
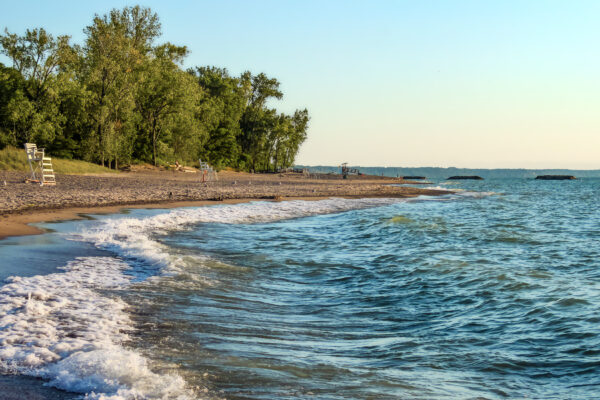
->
[3,195,500,398]
[457,190,498,198]
[420,186,499,200]
[75,198,406,275]
[423,185,464,191]
[2,199,412,399]
[0,257,193,399]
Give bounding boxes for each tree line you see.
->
[0,6,309,171]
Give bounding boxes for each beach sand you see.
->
[0,169,443,239]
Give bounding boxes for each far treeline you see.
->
[0,6,309,171]
[301,166,600,179]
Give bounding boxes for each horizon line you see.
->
[296,165,600,171]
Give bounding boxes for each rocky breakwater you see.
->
[447,176,484,180]
[535,175,576,180]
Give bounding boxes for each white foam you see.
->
[423,186,498,198]
[456,190,498,198]
[76,198,404,274]
[6,196,504,398]
[0,257,194,399]
[2,199,405,398]
[423,186,464,192]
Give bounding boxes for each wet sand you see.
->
[0,170,444,239]
[0,374,80,400]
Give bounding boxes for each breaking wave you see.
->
[0,257,193,399]
[75,198,406,275]
[1,196,494,399]
[1,198,408,399]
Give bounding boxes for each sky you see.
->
[1,0,599,169]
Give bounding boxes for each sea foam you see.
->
[3,197,455,399]
[1,198,406,399]
[0,257,193,399]
[76,198,406,274]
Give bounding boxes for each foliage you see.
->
[0,146,117,174]
[0,28,72,149]
[0,5,308,171]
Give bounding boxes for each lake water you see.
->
[0,178,599,399]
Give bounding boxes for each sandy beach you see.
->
[0,169,445,239]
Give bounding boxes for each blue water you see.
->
[1,178,599,399]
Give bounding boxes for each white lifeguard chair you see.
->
[198,159,218,182]
[24,143,56,186]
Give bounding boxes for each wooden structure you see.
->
[199,159,218,182]
[24,143,56,186]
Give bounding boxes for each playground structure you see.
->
[199,159,218,182]
[24,143,56,186]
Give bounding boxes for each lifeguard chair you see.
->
[198,159,218,182]
[24,143,56,186]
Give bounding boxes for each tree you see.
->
[0,28,73,147]
[282,108,309,168]
[135,44,202,165]
[81,5,161,167]
[0,6,309,171]
[238,72,284,170]
[192,67,247,168]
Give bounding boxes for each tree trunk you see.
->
[153,139,157,166]
[152,118,158,166]
[98,123,104,167]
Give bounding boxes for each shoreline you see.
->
[0,196,339,240]
[0,169,446,240]
[0,174,443,400]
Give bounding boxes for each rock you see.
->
[447,176,484,180]
[535,175,576,180]
[402,176,426,180]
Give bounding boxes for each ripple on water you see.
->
[5,179,598,399]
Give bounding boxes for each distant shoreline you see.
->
[0,170,445,240]
[299,166,600,179]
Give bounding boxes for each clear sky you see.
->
[2,0,599,168]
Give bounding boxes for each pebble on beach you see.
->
[0,170,446,215]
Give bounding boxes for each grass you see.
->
[0,146,118,174]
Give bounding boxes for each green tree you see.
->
[135,44,202,165]
[239,72,283,170]
[281,108,309,168]
[0,63,25,147]
[0,28,73,147]
[0,6,309,170]
[192,66,247,169]
[81,5,161,167]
